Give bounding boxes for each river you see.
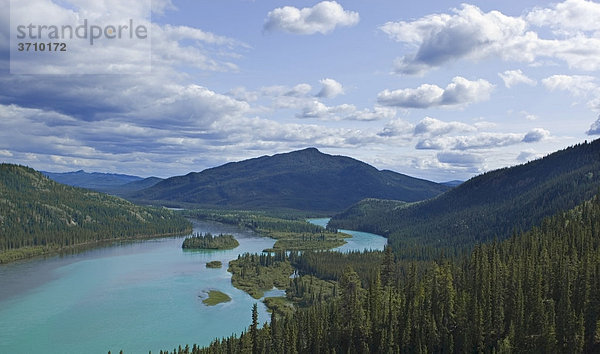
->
[0,219,385,353]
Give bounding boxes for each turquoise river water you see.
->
[0,218,386,353]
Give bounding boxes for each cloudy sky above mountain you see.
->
[1,0,599,181]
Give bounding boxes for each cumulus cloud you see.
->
[297,101,354,119]
[587,115,600,135]
[4,0,245,74]
[498,70,537,88]
[416,128,549,150]
[526,0,600,34]
[414,117,476,136]
[264,1,359,35]
[380,2,600,75]
[380,4,527,75]
[378,119,414,137]
[345,106,396,121]
[317,78,345,98]
[542,75,600,109]
[377,77,494,108]
[517,150,543,163]
[542,75,597,96]
[522,128,550,142]
[437,151,484,166]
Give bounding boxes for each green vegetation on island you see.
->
[182,233,239,250]
[228,252,293,299]
[205,261,222,268]
[202,290,231,306]
[184,209,349,251]
[0,164,192,264]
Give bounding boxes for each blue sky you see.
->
[1,0,600,182]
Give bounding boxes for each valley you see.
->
[2,141,600,353]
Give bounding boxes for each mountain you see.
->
[106,176,163,196]
[329,139,600,259]
[0,164,190,263]
[131,148,449,212]
[42,170,144,192]
[440,180,463,187]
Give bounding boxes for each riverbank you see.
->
[0,228,193,265]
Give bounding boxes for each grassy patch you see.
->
[263,296,295,317]
[202,290,231,306]
[206,260,222,268]
[0,246,56,264]
[262,230,348,251]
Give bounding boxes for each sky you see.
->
[1,0,600,182]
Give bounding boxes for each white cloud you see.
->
[526,0,600,34]
[297,100,354,119]
[587,115,600,135]
[317,78,344,98]
[286,84,313,97]
[4,0,245,74]
[414,117,476,136]
[517,150,543,163]
[542,74,597,95]
[378,119,414,137]
[345,106,396,121]
[522,128,550,142]
[437,151,484,167]
[520,111,539,121]
[377,77,494,108]
[498,70,537,88]
[134,84,250,126]
[416,128,549,150]
[542,74,600,110]
[380,4,527,75]
[264,1,359,35]
[380,3,600,75]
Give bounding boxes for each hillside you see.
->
[0,164,191,263]
[329,198,409,234]
[108,177,164,196]
[193,192,600,354]
[329,139,600,258]
[42,170,143,192]
[43,170,163,196]
[131,148,449,212]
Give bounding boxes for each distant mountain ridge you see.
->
[42,170,162,195]
[329,139,600,259]
[131,148,449,212]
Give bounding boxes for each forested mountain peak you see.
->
[131,148,449,212]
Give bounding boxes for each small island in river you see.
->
[202,290,231,306]
[206,260,222,268]
[182,232,239,250]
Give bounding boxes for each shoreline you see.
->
[0,227,193,265]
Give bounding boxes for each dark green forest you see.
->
[330,140,600,260]
[0,164,191,263]
[182,233,239,250]
[157,193,600,353]
[131,148,448,212]
[184,209,347,251]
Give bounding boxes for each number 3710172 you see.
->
[17,42,67,51]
